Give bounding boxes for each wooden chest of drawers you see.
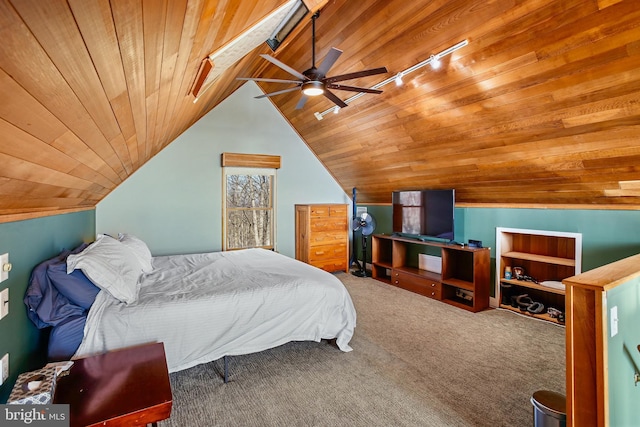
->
[295,204,349,273]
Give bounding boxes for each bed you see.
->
[25,234,356,374]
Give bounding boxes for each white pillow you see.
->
[66,234,142,304]
[118,233,153,273]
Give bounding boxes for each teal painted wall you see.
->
[359,205,640,272]
[606,277,640,427]
[0,211,95,403]
[459,207,640,271]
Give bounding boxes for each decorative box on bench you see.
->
[8,362,73,405]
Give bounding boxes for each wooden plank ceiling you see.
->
[1,0,639,222]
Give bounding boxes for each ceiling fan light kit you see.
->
[301,80,325,96]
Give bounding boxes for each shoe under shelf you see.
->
[499,303,565,326]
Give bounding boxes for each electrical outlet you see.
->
[0,288,8,320]
[0,353,8,386]
[0,253,8,282]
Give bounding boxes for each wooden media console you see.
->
[371,234,490,313]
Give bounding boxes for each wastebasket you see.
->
[531,390,566,427]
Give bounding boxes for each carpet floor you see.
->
[160,272,565,426]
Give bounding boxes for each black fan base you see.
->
[351,269,371,278]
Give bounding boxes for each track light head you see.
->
[430,55,441,69]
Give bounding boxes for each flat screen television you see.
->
[392,189,455,242]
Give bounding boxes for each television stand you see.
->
[371,234,490,312]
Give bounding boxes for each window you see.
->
[223,167,276,251]
[221,153,280,251]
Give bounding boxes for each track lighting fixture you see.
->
[315,39,468,120]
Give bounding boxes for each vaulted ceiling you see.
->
[1,0,639,223]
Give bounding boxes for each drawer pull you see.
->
[431,283,436,287]
[394,280,399,284]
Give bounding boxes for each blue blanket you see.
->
[24,243,99,360]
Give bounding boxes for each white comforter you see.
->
[75,248,356,372]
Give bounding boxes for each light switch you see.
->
[611,306,618,337]
[0,288,7,320]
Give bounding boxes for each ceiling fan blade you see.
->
[237,77,302,84]
[324,67,388,84]
[295,94,309,110]
[316,47,343,77]
[326,84,383,94]
[255,86,301,99]
[323,89,348,108]
[260,54,308,81]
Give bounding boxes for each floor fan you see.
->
[351,211,376,277]
[349,188,360,271]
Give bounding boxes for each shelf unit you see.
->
[495,227,582,324]
[372,234,491,313]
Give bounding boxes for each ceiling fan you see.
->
[237,11,388,110]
